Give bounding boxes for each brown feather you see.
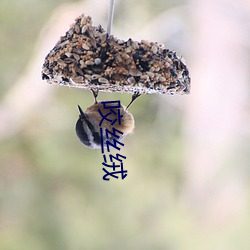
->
[85,102,134,135]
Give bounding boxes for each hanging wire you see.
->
[107,0,115,34]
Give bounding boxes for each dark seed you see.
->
[42,73,50,80]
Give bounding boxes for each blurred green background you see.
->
[1,0,250,249]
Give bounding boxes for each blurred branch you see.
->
[184,0,250,225]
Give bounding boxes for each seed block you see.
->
[42,14,190,95]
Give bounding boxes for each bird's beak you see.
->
[77,105,86,118]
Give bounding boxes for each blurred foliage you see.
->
[0,0,71,97]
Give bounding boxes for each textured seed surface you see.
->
[42,14,190,95]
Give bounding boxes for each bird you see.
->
[75,89,135,149]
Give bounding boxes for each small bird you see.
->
[75,89,135,149]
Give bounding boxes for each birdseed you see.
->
[42,14,190,95]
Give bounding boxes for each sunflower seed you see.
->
[147,72,154,78]
[98,77,109,84]
[63,58,75,64]
[128,77,135,84]
[151,45,158,54]
[140,75,149,82]
[72,53,80,60]
[75,24,80,34]
[85,60,94,65]
[57,59,67,66]
[141,40,150,47]
[72,76,84,83]
[129,68,142,77]
[65,52,72,58]
[74,66,83,75]
[81,26,87,34]
[92,74,101,79]
[82,43,90,50]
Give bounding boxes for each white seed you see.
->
[81,25,88,34]
[72,53,80,60]
[94,58,102,65]
[63,58,75,64]
[100,33,107,43]
[75,24,80,34]
[159,44,165,49]
[159,77,166,82]
[60,40,69,47]
[129,68,142,77]
[68,29,73,36]
[82,43,90,50]
[140,75,149,81]
[57,59,66,66]
[80,18,86,26]
[118,39,125,45]
[151,45,158,54]
[74,66,83,75]
[85,60,94,65]
[116,55,123,63]
[132,41,139,50]
[72,76,83,83]
[88,29,94,39]
[90,38,97,48]
[65,52,72,58]
[80,60,84,65]
[147,72,155,78]
[128,77,135,84]
[125,48,132,53]
[84,74,91,80]
[141,40,150,47]
[123,53,130,60]
[98,77,109,84]
[92,74,101,79]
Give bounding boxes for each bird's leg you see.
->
[91,89,99,104]
[126,91,141,110]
